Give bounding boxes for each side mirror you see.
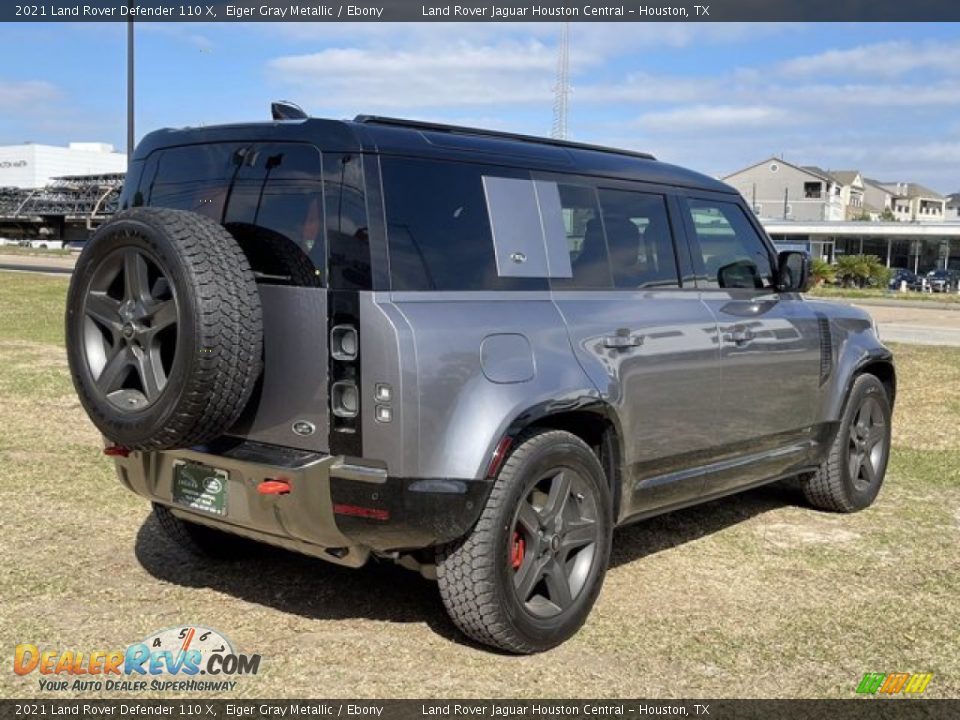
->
[777,251,810,292]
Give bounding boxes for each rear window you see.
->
[141,142,325,287]
[381,158,547,292]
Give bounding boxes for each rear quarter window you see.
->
[381,157,547,292]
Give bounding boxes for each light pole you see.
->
[127,15,135,162]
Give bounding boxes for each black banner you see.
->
[2,700,960,720]
[4,0,960,23]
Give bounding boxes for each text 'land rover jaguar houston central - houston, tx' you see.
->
[66,111,895,653]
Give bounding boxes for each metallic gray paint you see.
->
[227,285,329,452]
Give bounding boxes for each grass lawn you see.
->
[0,246,73,258]
[0,270,957,699]
[809,285,960,304]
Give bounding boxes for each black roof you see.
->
[134,116,733,194]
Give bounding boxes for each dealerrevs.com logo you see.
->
[14,626,261,693]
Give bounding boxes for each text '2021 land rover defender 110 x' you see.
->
[66,112,895,653]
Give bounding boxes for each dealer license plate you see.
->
[173,461,228,516]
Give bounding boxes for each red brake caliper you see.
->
[511,531,525,570]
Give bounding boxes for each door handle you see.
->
[604,329,644,349]
[724,326,756,345]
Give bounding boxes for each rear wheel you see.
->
[803,373,891,512]
[66,208,263,450]
[437,430,612,653]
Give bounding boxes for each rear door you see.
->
[142,142,331,452]
[546,180,723,518]
[678,193,822,491]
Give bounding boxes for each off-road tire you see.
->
[437,430,612,654]
[66,207,263,451]
[153,503,252,560]
[803,373,891,512]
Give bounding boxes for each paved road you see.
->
[0,253,76,275]
[852,303,960,347]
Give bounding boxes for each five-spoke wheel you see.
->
[81,247,179,411]
[438,429,612,654]
[509,468,600,618]
[803,373,892,513]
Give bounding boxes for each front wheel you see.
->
[803,373,892,512]
[437,430,613,654]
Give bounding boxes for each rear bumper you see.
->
[112,438,491,566]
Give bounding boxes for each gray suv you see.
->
[65,114,895,653]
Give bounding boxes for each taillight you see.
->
[330,325,358,361]
[331,381,359,418]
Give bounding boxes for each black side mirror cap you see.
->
[777,250,811,292]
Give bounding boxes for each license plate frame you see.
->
[172,461,229,517]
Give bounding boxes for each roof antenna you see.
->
[271,101,308,121]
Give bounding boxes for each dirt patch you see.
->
[755,521,860,549]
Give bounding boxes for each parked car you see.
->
[64,112,895,653]
[888,267,918,291]
[925,269,959,293]
[65,241,87,252]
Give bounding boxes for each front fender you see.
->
[821,313,895,423]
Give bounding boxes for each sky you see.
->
[1,21,959,192]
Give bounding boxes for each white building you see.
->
[0,142,127,189]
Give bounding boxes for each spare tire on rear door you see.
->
[66,207,263,451]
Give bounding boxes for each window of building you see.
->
[803,182,822,199]
[685,199,775,290]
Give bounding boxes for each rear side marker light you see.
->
[375,383,392,402]
[104,445,131,458]
[333,503,390,521]
[257,479,292,495]
[486,436,513,478]
[375,404,392,423]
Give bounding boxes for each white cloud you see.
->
[779,40,960,78]
[267,41,563,109]
[637,104,801,132]
[0,79,60,108]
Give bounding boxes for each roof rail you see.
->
[353,115,656,161]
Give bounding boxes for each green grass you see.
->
[809,285,960,303]
[0,271,958,698]
[0,246,72,257]
[0,271,68,344]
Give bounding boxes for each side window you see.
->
[685,199,775,290]
[551,184,612,290]
[382,158,546,291]
[597,189,679,289]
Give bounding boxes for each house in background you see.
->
[945,193,960,220]
[862,179,896,220]
[722,157,845,221]
[811,169,865,220]
[878,182,946,222]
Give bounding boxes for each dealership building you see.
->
[0,142,126,189]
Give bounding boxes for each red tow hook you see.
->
[257,478,292,495]
[103,445,131,458]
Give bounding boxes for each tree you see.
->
[879,208,896,222]
[833,255,889,288]
[810,258,836,286]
